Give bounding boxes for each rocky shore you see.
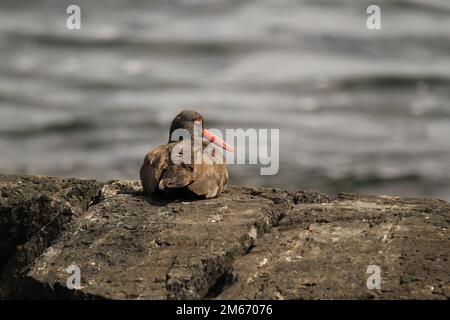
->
[0,174,449,299]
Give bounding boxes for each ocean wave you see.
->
[337,74,450,90]
[0,119,96,138]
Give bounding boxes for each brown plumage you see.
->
[140,110,231,198]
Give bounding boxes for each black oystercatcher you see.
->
[140,110,234,198]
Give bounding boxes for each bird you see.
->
[140,110,234,199]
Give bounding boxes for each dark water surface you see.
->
[0,0,450,199]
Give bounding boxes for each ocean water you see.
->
[0,0,450,199]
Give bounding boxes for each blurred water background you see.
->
[0,0,450,199]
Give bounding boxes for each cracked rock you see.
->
[0,175,448,299]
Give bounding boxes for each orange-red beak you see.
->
[202,129,234,153]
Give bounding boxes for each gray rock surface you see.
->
[0,174,102,298]
[0,174,448,299]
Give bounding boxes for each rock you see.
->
[217,195,450,299]
[0,174,448,299]
[0,174,103,298]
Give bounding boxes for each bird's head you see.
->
[168,110,234,153]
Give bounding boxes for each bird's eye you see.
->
[179,136,183,141]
